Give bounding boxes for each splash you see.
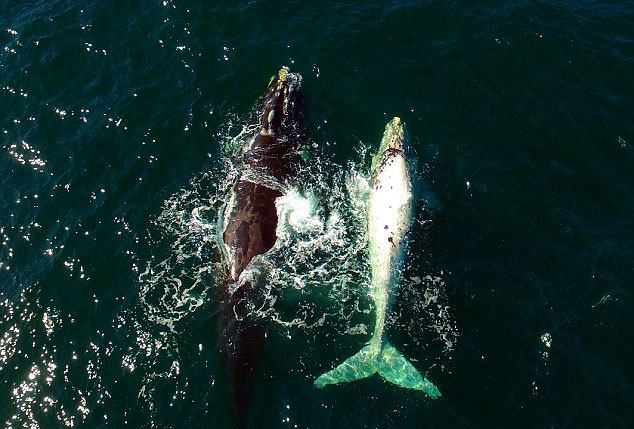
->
[122,119,247,420]
[136,114,251,332]
[126,115,458,416]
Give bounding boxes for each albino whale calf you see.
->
[315,117,440,398]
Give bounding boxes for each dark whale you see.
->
[219,67,304,427]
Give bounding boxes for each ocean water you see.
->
[1,0,633,427]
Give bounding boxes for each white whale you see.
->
[315,117,440,397]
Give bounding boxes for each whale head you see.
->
[371,117,407,177]
[259,67,303,139]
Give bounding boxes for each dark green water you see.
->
[1,1,633,427]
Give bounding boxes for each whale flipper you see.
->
[314,342,441,398]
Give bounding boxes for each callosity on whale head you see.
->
[371,116,406,177]
[258,66,304,140]
[243,67,305,181]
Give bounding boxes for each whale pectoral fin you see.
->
[377,343,441,398]
[314,345,376,388]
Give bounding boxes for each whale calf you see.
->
[220,67,305,426]
[315,117,440,397]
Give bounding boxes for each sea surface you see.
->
[1,1,633,427]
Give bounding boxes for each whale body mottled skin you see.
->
[315,117,440,398]
[220,67,304,427]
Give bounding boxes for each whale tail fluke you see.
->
[314,342,441,398]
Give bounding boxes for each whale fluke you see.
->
[314,342,441,398]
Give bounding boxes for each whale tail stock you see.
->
[314,342,441,398]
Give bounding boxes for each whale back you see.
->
[368,118,412,286]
